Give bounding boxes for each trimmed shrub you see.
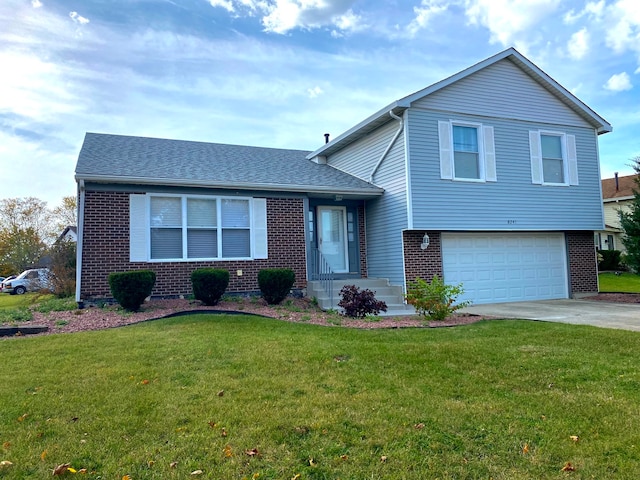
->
[598,249,622,271]
[191,268,229,306]
[258,268,295,304]
[338,285,387,318]
[405,275,471,321]
[108,270,156,311]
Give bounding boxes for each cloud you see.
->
[307,86,324,98]
[69,11,90,25]
[567,27,589,59]
[207,0,235,13]
[407,0,448,37]
[604,72,633,92]
[464,0,560,46]
[31,0,42,8]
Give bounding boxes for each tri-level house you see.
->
[75,48,611,309]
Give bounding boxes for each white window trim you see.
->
[530,130,578,187]
[439,120,497,183]
[145,193,259,262]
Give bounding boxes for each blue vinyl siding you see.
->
[326,120,409,286]
[413,58,593,129]
[407,109,603,230]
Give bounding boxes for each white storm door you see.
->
[317,206,349,273]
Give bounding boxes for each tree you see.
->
[619,157,640,273]
[0,197,53,273]
[51,196,77,233]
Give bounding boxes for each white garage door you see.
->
[441,233,568,305]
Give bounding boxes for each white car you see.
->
[1,269,52,295]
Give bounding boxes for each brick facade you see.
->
[402,231,443,286]
[80,190,307,300]
[566,231,599,296]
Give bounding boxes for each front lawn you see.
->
[599,271,640,292]
[2,316,640,478]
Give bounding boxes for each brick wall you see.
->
[566,231,599,296]
[358,205,367,278]
[402,231,443,286]
[80,191,307,300]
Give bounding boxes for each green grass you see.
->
[599,272,640,292]
[2,316,640,479]
[0,294,76,324]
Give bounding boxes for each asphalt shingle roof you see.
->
[75,133,382,196]
[602,174,638,200]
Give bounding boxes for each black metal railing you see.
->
[310,248,334,309]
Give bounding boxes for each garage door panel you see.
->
[442,233,568,305]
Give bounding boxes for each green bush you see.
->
[258,268,295,305]
[598,249,622,271]
[108,270,156,311]
[191,268,229,306]
[405,275,471,321]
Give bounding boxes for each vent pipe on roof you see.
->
[615,172,619,191]
[324,133,330,144]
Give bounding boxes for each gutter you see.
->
[75,179,85,306]
[74,175,385,197]
[369,110,404,183]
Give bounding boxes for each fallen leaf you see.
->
[53,463,71,476]
[245,448,259,457]
[17,413,28,422]
[217,390,224,397]
[224,445,233,458]
[340,454,348,460]
[67,467,77,473]
[252,473,260,480]
[122,475,132,480]
[169,461,178,469]
[141,379,149,385]
[208,421,217,428]
[414,423,425,430]
[191,470,203,475]
[41,450,47,461]
[2,442,10,449]
[309,457,316,466]
[380,456,387,463]
[561,462,575,472]
[221,427,228,437]
[0,460,13,468]
[570,435,579,442]
[78,469,87,474]
[147,460,155,468]
[522,443,529,455]
[291,474,301,480]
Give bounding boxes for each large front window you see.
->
[150,196,251,260]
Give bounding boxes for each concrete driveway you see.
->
[461,299,640,331]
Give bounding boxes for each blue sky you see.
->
[1,0,639,207]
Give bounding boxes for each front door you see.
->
[317,206,349,273]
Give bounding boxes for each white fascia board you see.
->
[75,174,385,197]
[603,196,634,202]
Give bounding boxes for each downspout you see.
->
[75,179,85,307]
[369,110,404,183]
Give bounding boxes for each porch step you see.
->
[307,278,416,317]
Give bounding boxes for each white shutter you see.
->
[566,134,578,185]
[529,131,543,185]
[129,194,148,262]
[252,198,268,259]
[438,121,453,180]
[483,126,497,182]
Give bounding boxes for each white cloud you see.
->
[31,0,42,8]
[407,0,448,37]
[69,11,89,25]
[464,0,560,46]
[567,27,589,59]
[207,0,235,13]
[604,72,633,91]
[307,86,324,98]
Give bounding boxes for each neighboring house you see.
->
[597,173,638,253]
[57,226,78,243]
[74,48,611,307]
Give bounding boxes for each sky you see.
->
[1,0,639,208]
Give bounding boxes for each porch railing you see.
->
[310,248,334,309]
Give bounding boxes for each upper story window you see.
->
[150,195,251,260]
[529,130,578,186]
[439,120,496,182]
[453,125,481,179]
